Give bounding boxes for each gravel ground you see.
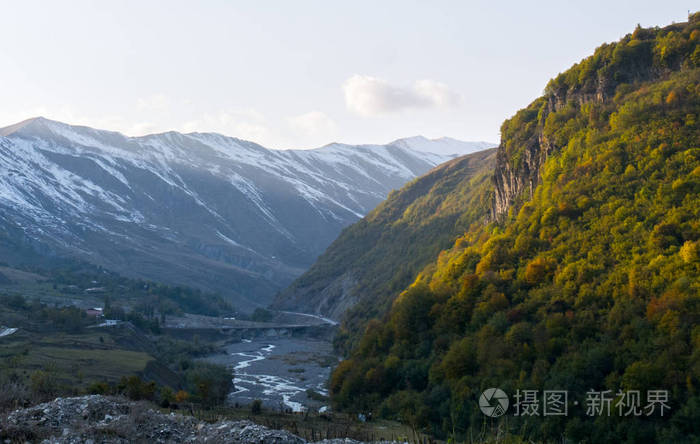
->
[1,395,305,443]
[0,395,401,444]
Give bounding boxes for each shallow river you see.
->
[207,337,337,412]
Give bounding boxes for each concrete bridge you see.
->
[161,312,337,341]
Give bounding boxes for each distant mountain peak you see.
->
[390,136,497,156]
[0,116,51,137]
[398,135,431,143]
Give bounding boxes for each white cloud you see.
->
[343,74,460,116]
[180,109,271,142]
[127,121,160,135]
[412,80,461,108]
[136,93,171,111]
[287,111,337,139]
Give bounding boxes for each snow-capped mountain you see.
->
[0,117,451,309]
[390,136,496,156]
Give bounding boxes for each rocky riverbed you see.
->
[206,337,337,412]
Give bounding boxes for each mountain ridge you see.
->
[0,117,454,309]
[1,116,493,155]
[492,19,697,218]
[389,135,496,156]
[273,147,497,327]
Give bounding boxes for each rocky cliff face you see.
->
[490,22,688,219]
[490,76,618,220]
[491,132,547,218]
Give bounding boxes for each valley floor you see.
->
[206,336,337,412]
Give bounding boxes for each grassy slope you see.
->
[0,329,153,385]
[0,316,157,399]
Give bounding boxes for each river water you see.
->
[207,337,337,412]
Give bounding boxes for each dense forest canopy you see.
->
[330,14,700,442]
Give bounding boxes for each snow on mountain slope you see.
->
[0,117,452,309]
[390,135,496,156]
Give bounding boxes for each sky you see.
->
[0,1,695,149]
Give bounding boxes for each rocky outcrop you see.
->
[489,27,681,219]
[492,134,547,219]
[0,396,391,444]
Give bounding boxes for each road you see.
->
[279,311,339,326]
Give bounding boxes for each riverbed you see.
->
[206,337,337,412]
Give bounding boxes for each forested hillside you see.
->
[329,15,700,442]
[274,149,496,340]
